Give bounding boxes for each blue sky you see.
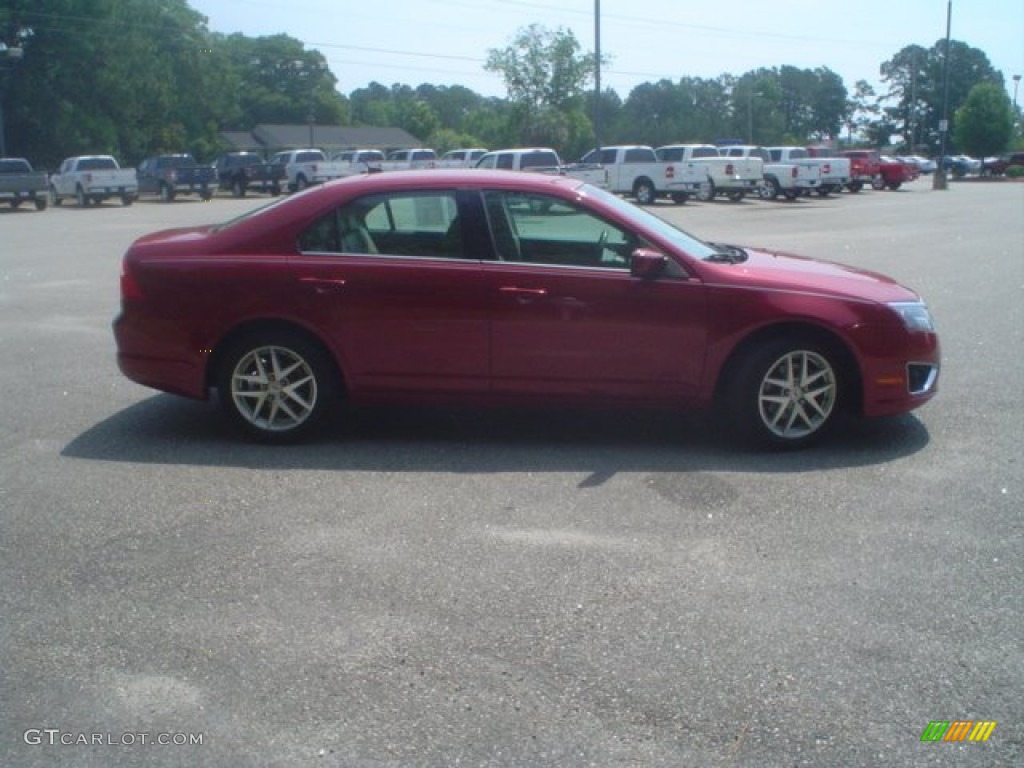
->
[187,0,1024,103]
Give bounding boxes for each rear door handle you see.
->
[499,286,547,296]
[300,277,347,294]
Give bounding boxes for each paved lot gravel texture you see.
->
[1,178,1022,767]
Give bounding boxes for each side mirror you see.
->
[630,248,668,279]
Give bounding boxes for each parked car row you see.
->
[4,142,1016,213]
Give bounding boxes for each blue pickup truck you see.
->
[137,154,218,202]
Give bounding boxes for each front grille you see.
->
[907,363,938,395]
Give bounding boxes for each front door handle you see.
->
[300,277,347,294]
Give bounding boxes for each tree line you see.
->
[1,1,1017,168]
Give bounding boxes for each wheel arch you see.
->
[713,321,864,415]
[206,318,347,393]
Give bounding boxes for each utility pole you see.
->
[593,0,601,151]
[933,1,952,190]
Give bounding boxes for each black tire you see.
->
[727,191,745,202]
[783,190,799,201]
[847,181,863,193]
[121,195,133,207]
[758,178,779,200]
[887,182,901,191]
[633,179,656,205]
[217,331,337,442]
[50,186,61,206]
[270,184,281,196]
[160,183,175,203]
[9,200,21,209]
[232,178,245,198]
[816,187,831,197]
[696,179,715,202]
[725,337,842,449]
[670,192,688,205]
[35,196,48,211]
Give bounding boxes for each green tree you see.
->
[217,32,348,127]
[953,82,1013,158]
[880,40,1002,153]
[485,24,599,149]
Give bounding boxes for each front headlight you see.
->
[889,301,935,332]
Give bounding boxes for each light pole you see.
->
[1014,74,1021,131]
[0,26,33,157]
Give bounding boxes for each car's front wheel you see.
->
[218,332,336,442]
[727,338,841,449]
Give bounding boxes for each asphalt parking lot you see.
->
[1,178,1022,767]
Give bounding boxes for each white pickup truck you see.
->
[379,148,437,171]
[49,155,138,207]
[718,145,821,201]
[476,147,609,189]
[330,149,385,176]
[766,146,851,196]
[270,149,348,192]
[655,144,762,202]
[578,145,705,204]
[437,148,488,168]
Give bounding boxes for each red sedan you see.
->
[113,170,940,448]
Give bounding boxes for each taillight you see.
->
[823,163,831,174]
[120,260,143,301]
[791,166,798,178]
[725,163,734,175]
[665,166,675,179]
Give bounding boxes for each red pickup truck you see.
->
[873,155,919,190]
[839,150,883,192]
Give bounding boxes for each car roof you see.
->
[318,168,585,194]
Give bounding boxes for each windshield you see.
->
[581,185,718,260]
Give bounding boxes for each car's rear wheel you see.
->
[727,338,841,449]
[34,195,48,211]
[847,181,863,193]
[727,191,745,202]
[633,179,656,205]
[887,181,902,191]
[757,178,779,200]
[218,332,336,442]
[670,192,688,205]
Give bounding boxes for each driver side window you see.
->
[483,190,638,269]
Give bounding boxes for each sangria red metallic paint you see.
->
[114,170,939,446]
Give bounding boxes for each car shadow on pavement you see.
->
[61,393,932,482]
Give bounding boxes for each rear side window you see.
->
[300,191,464,259]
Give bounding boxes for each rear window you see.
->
[519,151,559,169]
[78,157,118,170]
[0,159,32,173]
[690,147,719,159]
